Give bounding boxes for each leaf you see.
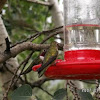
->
[78,90,94,100]
[10,84,32,100]
[98,80,100,83]
[53,88,66,100]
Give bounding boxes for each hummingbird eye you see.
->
[43,50,46,52]
[40,49,47,56]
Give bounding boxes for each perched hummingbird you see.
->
[37,41,58,78]
[21,50,46,75]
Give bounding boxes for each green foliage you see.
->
[53,88,67,100]
[2,0,53,43]
[78,90,94,100]
[33,81,66,100]
[10,84,32,100]
[2,0,54,65]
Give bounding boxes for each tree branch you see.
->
[32,78,52,88]
[38,87,53,97]
[32,78,54,97]
[26,0,53,7]
[11,26,63,48]
[0,42,63,64]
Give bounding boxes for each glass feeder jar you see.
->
[64,0,100,62]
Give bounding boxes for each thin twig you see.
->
[11,33,39,48]
[69,81,80,100]
[38,86,53,97]
[42,30,63,43]
[68,81,80,100]
[11,26,63,48]
[68,82,76,100]
[3,58,33,99]
[95,80,100,100]
[32,78,52,88]
[11,51,34,87]
[66,80,69,100]
[2,60,27,100]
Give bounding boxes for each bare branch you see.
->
[0,42,49,64]
[26,0,53,7]
[3,58,30,100]
[32,78,54,97]
[32,78,52,88]
[39,87,53,97]
[11,26,63,48]
[1,27,63,64]
[0,42,63,64]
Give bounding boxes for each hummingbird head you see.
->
[40,49,46,56]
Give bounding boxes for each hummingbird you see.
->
[37,41,58,78]
[21,50,46,75]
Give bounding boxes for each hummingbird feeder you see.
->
[33,0,100,79]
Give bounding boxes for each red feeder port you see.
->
[32,50,100,80]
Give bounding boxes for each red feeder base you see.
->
[32,50,100,80]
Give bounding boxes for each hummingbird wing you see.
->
[37,52,58,76]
